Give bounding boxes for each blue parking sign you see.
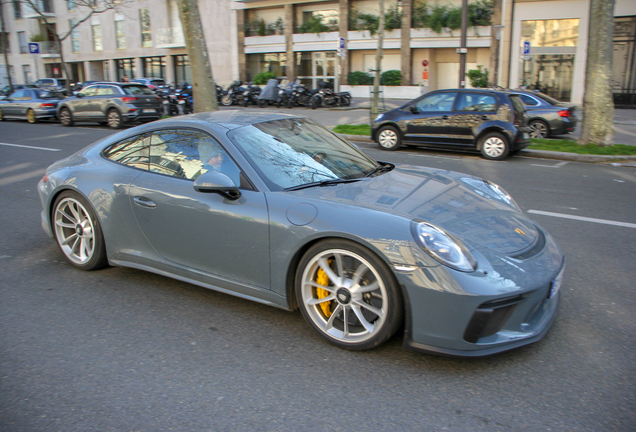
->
[28,43,40,54]
[523,41,531,56]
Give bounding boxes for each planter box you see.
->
[341,85,426,100]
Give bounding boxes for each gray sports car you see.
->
[38,111,564,356]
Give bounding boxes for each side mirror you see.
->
[410,105,419,114]
[193,170,241,201]
[76,93,84,98]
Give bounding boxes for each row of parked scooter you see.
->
[221,79,352,109]
[153,79,352,116]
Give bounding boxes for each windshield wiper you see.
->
[284,178,362,192]
[364,163,394,177]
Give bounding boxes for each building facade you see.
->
[1,0,636,105]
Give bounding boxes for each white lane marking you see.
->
[0,162,33,175]
[528,210,636,228]
[613,179,625,183]
[0,169,45,187]
[531,161,569,168]
[0,142,61,152]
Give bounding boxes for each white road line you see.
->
[528,210,636,228]
[0,142,61,152]
[531,161,569,168]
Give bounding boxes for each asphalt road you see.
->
[1,120,635,432]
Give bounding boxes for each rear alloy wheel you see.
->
[59,107,73,126]
[52,191,107,270]
[376,125,402,151]
[27,109,38,124]
[107,109,123,129]
[529,120,550,139]
[297,240,403,351]
[479,132,509,160]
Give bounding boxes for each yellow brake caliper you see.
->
[316,261,333,318]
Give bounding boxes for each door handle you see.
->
[482,115,489,120]
[133,197,157,208]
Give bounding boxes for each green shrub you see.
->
[466,66,489,88]
[412,1,494,32]
[381,70,402,86]
[298,15,332,34]
[348,71,374,85]
[384,5,403,31]
[253,71,277,85]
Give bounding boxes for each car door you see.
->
[402,91,458,145]
[128,128,270,289]
[2,90,22,116]
[71,86,98,118]
[15,89,35,118]
[449,92,499,147]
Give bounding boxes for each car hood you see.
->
[293,164,539,255]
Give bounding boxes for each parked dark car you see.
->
[131,77,167,90]
[0,88,65,123]
[57,82,163,129]
[372,89,531,160]
[511,90,578,139]
[1,84,37,97]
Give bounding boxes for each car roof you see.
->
[150,110,308,131]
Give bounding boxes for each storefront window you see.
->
[246,53,287,81]
[519,19,579,101]
[115,58,135,81]
[173,55,191,85]
[143,57,165,78]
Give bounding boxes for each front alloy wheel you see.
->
[53,192,107,270]
[377,125,401,151]
[27,109,38,124]
[529,120,549,139]
[297,240,403,350]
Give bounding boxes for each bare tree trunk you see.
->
[579,0,616,146]
[0,2,15,92]
[177,0,217,112]
[371,0,385,116]
[52,32,72,93]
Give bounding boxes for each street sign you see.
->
[337,37,346,58]
[339,37,345,50]
[422,59,429,67]
[28,43,40,54]
[523,41,531,56]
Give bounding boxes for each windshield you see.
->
[228,118,378,191]
[122,85,155,95]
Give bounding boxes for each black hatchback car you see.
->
[57,82,162,129]
[372,89,530,160]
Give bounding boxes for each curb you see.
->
[337,134,636,163]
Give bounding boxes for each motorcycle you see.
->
[286,83,318,108]
[221,80,246,106]
[176,82,194,114]
[240,82,261,107]
[257,79,280,108]
[309,81,352,109]
[156,86,179,116]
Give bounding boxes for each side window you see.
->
[103,134,150,170]
[81,86,98,97]
[97,85,115,96]
[9,90,26,99]
[149,129,241,185]
[455,93,497,112]
[519,94,539,106]
[414,92,457,112]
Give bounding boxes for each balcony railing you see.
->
[23,0,55,18]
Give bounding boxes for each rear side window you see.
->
[519,94,539,106]
[414,92,457,112]
[103,134,150,170]
[123,85,155,95]
[455,93,497,112]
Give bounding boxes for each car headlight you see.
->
[374,113,384,122]
[411,221,477,272]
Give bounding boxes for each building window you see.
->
[140,9,152,48]
[142,56,165,78]
[18,31,27,54]
[67,0,75,11]
[0,33,10,54]
[70,20,80,53]
[23,64,32,83]
[246,53,287,82]
[173,55,191,84]
[115,58,136,81]
[115,14,126,49]
[298,9,339,33]
[92,23,103,52]
[13,0,22,19]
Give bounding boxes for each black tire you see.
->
[529,120,550,139]
[258,99,268,108]
[309,97,319,110]
[240,99,249,108]
[286,99,295,109]
[479,131,510,160]
[341,95,351,106]
[107,109,123,129]
[376,125,402,151]
[52,191,108,271]
[221,94,233,106]
[296,239,403,351]
[59,107,74,126]
[0,108,5,121]
[27,108,38,124]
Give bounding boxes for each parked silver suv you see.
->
[57,82,162,129]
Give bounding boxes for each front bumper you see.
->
[397,226,563,357]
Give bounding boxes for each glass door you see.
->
[312,52,338,90]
